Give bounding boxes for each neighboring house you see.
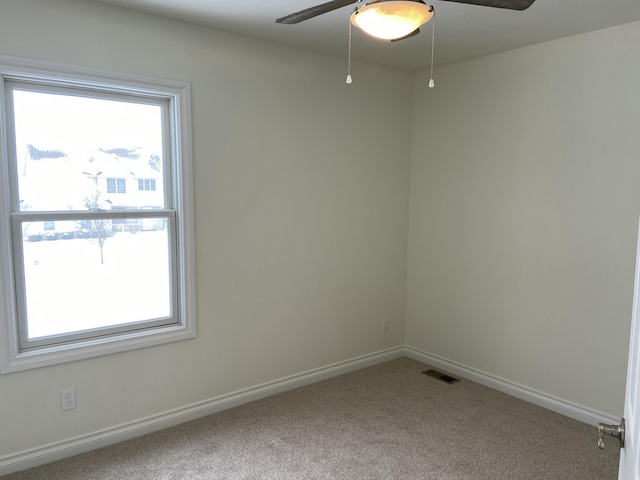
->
[22,144,164,239]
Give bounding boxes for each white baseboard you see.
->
[404,345,619,427]
[1,345,617,476]
[0,347,405,477]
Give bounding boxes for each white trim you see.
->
[0,345,618,476]
[0,54,196,373]
[0,53,188,99]
[405,345,619,426]
[0,347,405,476]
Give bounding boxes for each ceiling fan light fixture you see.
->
[350,1,433,40]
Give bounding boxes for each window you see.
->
[0,56,196,373]
[107,178,126,193]
[138,179,156,191]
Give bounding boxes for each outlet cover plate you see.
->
[61,388,76,411]
[382,317,390,333]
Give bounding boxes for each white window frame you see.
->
[0,55,196,373]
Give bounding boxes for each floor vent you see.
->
[422,369,460,384]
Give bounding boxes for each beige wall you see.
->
[0,0,411,457]
[1,0,639,466]
[407,20,640,417]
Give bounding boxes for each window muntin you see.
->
[0,57,195,372]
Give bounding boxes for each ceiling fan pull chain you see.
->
[346,18,353,84]
[429,5,435,88]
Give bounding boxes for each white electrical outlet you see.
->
[61,388,76,411]
[382,317,390,333]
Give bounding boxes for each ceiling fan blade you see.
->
[276,0,359,24]
[390,28,420,42]
[439,0,535,10]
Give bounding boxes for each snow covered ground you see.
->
[21,230,172,339]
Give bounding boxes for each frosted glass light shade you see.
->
[350,1,433,41]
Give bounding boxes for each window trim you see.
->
[0,54,196,373]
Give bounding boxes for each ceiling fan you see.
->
[276,0,536,42]
[277,0,535,86]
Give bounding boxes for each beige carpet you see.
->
[2,358,620,479]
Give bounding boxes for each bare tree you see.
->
[81,189,113,265]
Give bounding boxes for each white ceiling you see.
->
[89,0,640,72]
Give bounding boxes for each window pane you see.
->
[11,89,165,212]
[20,219,172,340]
